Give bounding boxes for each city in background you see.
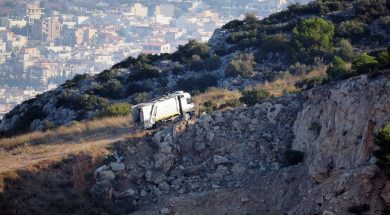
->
[0,0,310,118]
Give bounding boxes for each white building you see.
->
[156,4,175,18]
[142,42,172,54]
[131,3,149,18]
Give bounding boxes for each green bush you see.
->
[336,39,354,61]
[204,54,221,71]
[296,76,326,90]
[327,56,351,80]
[377,49,390,69]
[240,89,272,106]
[379,16,390,33]
[352,53,378,73]
[243,12,258,24]
[354,0,389,21]
[284,149,304,166]
[176,75,218,92]
[62,74,89,89]
[292,18,335,63]
[94,80,123,99]
[258,33,289,54]
[189,54,204,71]
[99,103,131,118]
[171,40,210,63]
[97,69,116,82]
[373,123,390,177]
[337,20,367,41]
[226,53,256,78]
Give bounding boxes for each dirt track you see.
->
[0,127,135,174]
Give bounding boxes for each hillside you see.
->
[1,0,390,214]
[1,0,390,137]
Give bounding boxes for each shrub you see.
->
[189,54,204,71]
[176,74,218,92]
[337,20,367,41]
[12,105,46,135]
[112,56,136,69]
[327,56,351,80]
[240,89,272,106]
[62,74,89,88]
[284,149,304,166]
[258,33,289,54]
[336,39,354,61]
[352,53,378,73]
[377,49,390,69]
[193,88,241,114]
[373,123,390,177]
[132,92,151,104]
[171,40,210,63]
[129,66,161,81]
[292,18,335,63]
[226,53,256,78]
[222,20,243,30]
[94,80,123,99]
[243,12,258,24]
[288,63,311,76]
[296,76,326,90]
[99,103,131,118]
[354,0,389,21]
[204,54,221,71]
[379,16,390,33]
[97,69,116,83]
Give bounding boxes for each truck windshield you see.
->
[186,98,192,104]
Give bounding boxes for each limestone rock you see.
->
[110,162,126,171]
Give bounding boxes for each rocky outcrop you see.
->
[293,75,390,181]
[90,74,390,214]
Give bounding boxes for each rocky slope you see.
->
[90,74,390,215]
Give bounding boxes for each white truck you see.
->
[132,91,195,129]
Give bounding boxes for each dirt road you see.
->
[0,127,135,174]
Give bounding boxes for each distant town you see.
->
[0,0,310,119]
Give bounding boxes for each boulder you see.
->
[110,162,126,171]
[213,155,229,165]
[98,170,116,181]
[211,165,229,182]
[94,165,109,179]
[183,165,204,177]
[91,180,113,200]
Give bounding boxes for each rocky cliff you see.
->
[90,74,390,215]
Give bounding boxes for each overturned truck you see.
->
[132,91,195,129]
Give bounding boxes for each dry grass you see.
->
[193,87,242,114]
[246,65,328,97]
[0,116,132,151]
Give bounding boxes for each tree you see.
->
[292,18,335,63]
[327,56,351,80]
[244,12,258,24]
[352,53,378,73]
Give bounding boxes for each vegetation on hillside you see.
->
[373,123,390,177]
[2,0,390,137]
